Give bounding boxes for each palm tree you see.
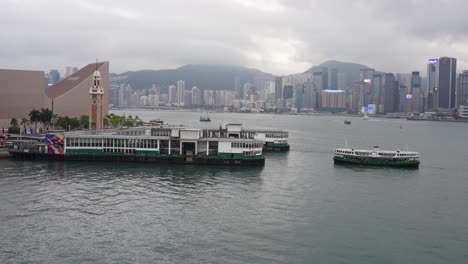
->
[29,109,41,130]
[20,117,29,130]
[10,118,18,128]
[40,108,53,129]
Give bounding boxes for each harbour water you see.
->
[1,110,468,263]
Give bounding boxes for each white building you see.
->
[191,86,200,105]
[177,80,185,105]
[459,105,468,118]
[168,85,177,105]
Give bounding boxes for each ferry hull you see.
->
[263,145,290,152]
[333,156,419,168]
[9,151,265,166]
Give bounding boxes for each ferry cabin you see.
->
[252,130,289,150]
[334,148,419,159]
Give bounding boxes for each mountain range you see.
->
[111,64,275,91]
[110,60,375,90]
[305,60,373,88]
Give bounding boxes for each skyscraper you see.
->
[275,77,283,100]
[436,57,457,110]
[458,71,468,107]
[191,86,200,105]
[168,85,177,105]
[382,73,396,114]
[426,61,437,110]
[282,85,294,99]
[295,85,304,111]
[49,70,60,84]
[234,77,241,99]
[410,71,421,92]
[176,80,185,105]
[359,68,375,109]
[329,68,338,90]
[321,67,329,90]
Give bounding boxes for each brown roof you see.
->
[45,62,107,98]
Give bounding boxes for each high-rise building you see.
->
[372,74,382,108]
[283,85,294,99]
[275,77,283,100]
[49,70,60,84]
[303,80,318,110]
[295,85,304,111]
[411,71,421,92]
[191,86,200,105]
[329,68,338,90]
[320,90,346,112]
[458,71,468,107]
[360,68,375,82]
[204,90,215,105]
[359,68,375,109]
[234,77,241,99]
[65,66,72,78]
[321,67,329,90]
[337,72,347,90]
[168,85,177,105]
[351,81,361,112]
[436,57,457,110]
[312,69,328,90]
[176,80,185,105]
[382,73,396,114]
[184,90,192,106]
[426,61,437,110]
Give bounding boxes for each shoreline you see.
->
[110,107,468,123]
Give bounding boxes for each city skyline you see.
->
[2,0,468,75]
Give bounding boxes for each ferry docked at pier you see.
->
[333,146,420,168]
[8,123,289,166]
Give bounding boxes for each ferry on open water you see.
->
[333,145,420,168]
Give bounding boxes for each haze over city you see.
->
[2,0,468,75]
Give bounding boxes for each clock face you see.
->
[93,100,97,104]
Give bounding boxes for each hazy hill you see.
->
[111,64,275,91]
[305,60,373,88]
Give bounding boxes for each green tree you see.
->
[79,115,89,129]
[29,109,41,129]
[20,117,29,130]
[10,118,19,128]
[9,118,20,134]
[40,108,53,128]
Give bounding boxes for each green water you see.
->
[1,111,467,263]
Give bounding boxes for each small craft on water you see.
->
[200,112,211,122]
[344,119,351,125]
[363,114,370,120]
[333,145,420,168]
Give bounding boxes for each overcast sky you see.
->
[1,0,467,75]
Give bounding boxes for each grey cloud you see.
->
[1,0,468,75]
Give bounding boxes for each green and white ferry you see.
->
[333,146,420,168]
[252,130,289,151]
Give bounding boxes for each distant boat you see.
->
[363,114,370,120]
[344,119,351,125]
[200,113,211,122]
